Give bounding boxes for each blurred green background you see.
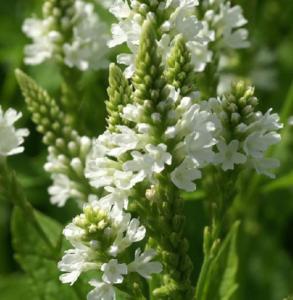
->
[0,0,292,299]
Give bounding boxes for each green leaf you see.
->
[195,221,240,300]
[262,170,293,193]
[280,81,293,124]
[11,207,83,300]
[0,274,37,300]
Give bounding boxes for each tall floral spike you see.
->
[106,63,132,132]
[108,0,213,78]
[208,81,283,177]
[165,34,197,96]
[85,19,203,299]
[0,106,29,158]
[15,70,93,206]
[58,195,161,299]
[132,20,166,106]
[22,0,109,70]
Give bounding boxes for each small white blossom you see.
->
[171,158,202,192]
[0,106,29,157]
[243,132,281,159]
[63,1,109,70]
[101,259,128,284]
[123,144,172,181]
[100,186,130,210]
[182,131,216,166]
[22,17,58,65]
[48,174,82,207]
[214,140,247,171]
[121,104,144,123]
[88,280,115,300]
[128,248,162,279]
[208,1,250,49]
[58,247,97,285]
[250,157,280,179]
[113,170,145,190]
[109,216,146,256]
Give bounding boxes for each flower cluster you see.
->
[108,0,214,78]
[161,87,217,191]
[45,135,92,207]
[206,82,283,177]
[23,0,109,70]
[16,0,284,299]
[59,195,162,299]
[203,0,250,50]
[0,105,29,158]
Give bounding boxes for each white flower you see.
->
[249,108,283,133]
[109,216,146,256]
[125,218,146,243]
[48,174,79,207]
[187,41,213,72]
[243,132,281,158]
[171,157,202,192]
[0,106,29,157]
[250,157,280,179]
[85,157,120,188]
[23,0,109,70]
[63,1,109,71]
[63,223,86,245]
[58,247,97,285]
[88,280,115,300]
[123,144,172,181]
[121,104,144,123]
[176,104,215,137]
[165,0,199,9]
[128,248,162,278]
[113,170,145,190]
[182,131,216,166]
[100,186,130,210]
[101,259,127,284]
[22,17,58,65]
[123,151,154,179]
[109,126,141,156]
[222,28,249,49]
[211,2,250,49]
[109,0,131,18]
[145,144,172,173]
[159,7,213,72]
[214,140,247,171]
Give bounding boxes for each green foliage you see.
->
[0,275,37,299]
[0,0,293,299]
[196,221,240,300]
[11,207,83,299]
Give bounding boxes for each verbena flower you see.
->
[0,106,29,157]
[23,0,109,70]
[48,174,83,207]
[108,0,213,78]
[205,82,283,177]
[59,195,161,298]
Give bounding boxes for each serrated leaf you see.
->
[196,221,240,300]
[11,207,82,300]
